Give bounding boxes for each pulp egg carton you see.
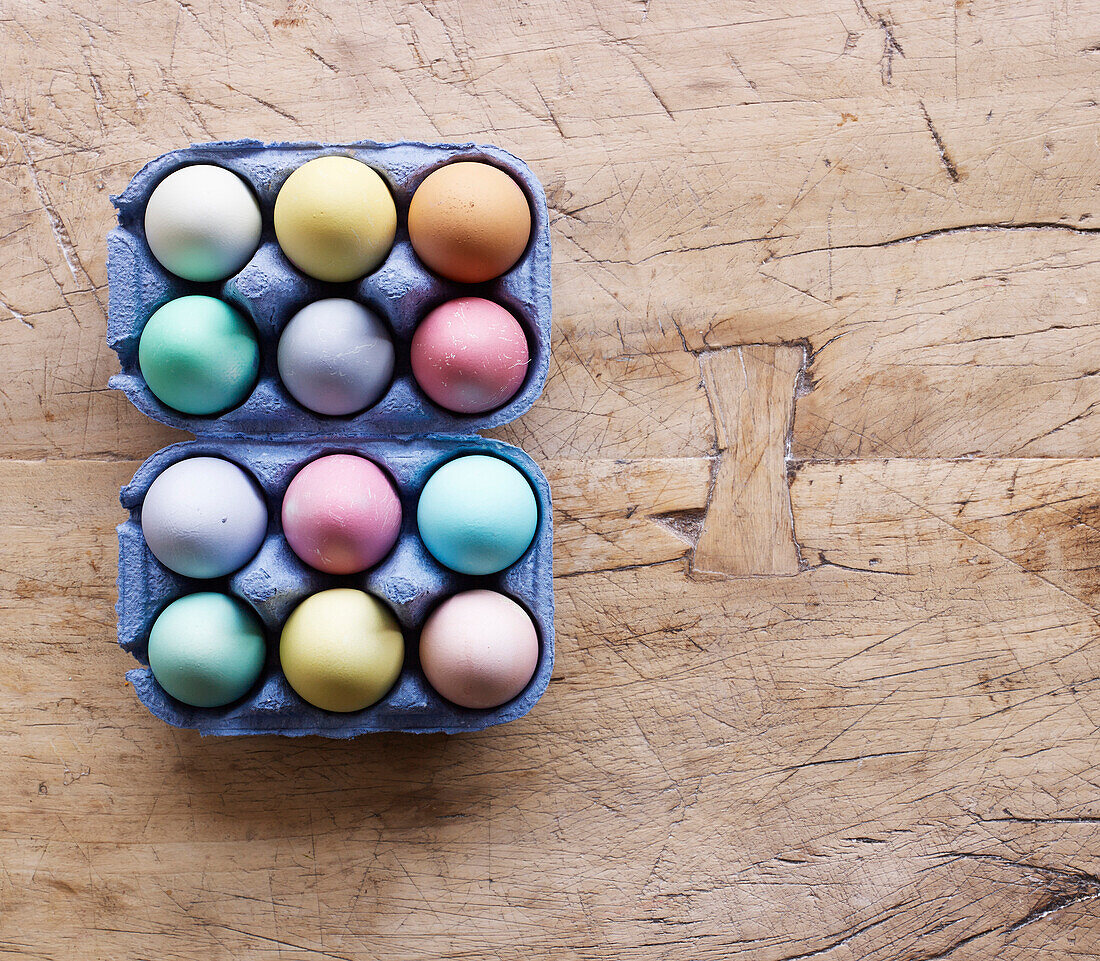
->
[108,140,554,736]
[106,139,551,437]
[117,438,553,736]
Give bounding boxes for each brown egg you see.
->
[408,162,532,284]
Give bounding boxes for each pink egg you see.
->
[282,454,402,574]
[410,297,529,414]
[419,590,539,709]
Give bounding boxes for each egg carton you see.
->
[108,140,555,736]
[106,139,551,437]
[117,436,554,736]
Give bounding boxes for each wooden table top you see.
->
[4,1,1100,958]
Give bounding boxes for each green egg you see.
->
[147,592,266,708]
[138,295,260,415]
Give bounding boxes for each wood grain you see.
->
[3,0,1100,959]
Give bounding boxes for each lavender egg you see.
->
[277,299,395,416]
[140,457,268,579]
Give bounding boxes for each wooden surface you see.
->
[3,1,1100,957]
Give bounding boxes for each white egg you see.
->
[144,165,262,282]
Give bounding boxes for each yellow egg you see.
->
[274,156,397,282]
[280,589,404,712]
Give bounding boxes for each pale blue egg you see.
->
[417,455,537,575]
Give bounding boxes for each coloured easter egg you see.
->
[408,162,531,283]
[420,590,539,709]
[280,589,404,712]
[144,164,262,282]
[411,297,529,414]
[138,295,260,415]
[147,592,266,708]
[282,454,402,574]
[417,454,537,575]
[277,299,395,416]
[274,156,396,282]
[140,456,268,579]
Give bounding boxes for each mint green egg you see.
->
[417,454,538,575]
[138,295,260,415]
[147,592,266,707]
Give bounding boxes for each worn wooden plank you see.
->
[1,2,1099,461]
[2,457,1100,959]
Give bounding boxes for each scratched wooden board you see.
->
[2,0,1099,958]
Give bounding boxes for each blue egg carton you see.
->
[108,140,554,736]
[117,436,554,736]
[106,139,551,437]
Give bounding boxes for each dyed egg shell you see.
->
[273,156,397,282]
[417,455,537,575]
[408,162,531,283]
[410,297,529,414]
[138,295,260,415]
[141,456,268,579]
[420,590,539,709]
[277,299,395,416]
[280,589,404,712]
[282,454,402,574]
[147,592,266,708]
[144,164,262,282]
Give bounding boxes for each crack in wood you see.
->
[775,221,1100,261]
[920,101,961,183]
[855,0,906,85]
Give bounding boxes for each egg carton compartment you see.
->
[117,435,554,736]
[106,139,551,438]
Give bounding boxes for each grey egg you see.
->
[140,457,268,579]
[277,298,395,416]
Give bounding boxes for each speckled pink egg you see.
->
[419,590,539,709]
[410,297,529,414]
[282,454,402,574]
